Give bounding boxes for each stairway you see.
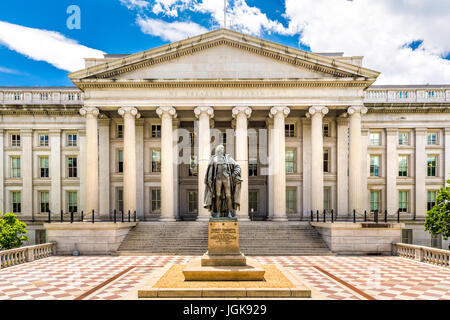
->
[116,221,332,256]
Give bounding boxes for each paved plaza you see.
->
[0,255,449,300]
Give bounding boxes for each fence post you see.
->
[121,211,124,223]
[364,210,367,222]
[322,210,326,223]
[134,210,136,222]
[316,210,319,222]
[92,209,94,224]
[310,210,313,221]
[128,210,131,223]
[384,209,387,223]
[48,210,51,223]
[331,209,334,223]
[81,211,84,222]
[397,209,400,223]
[353,209,356,223]
[374,210,378,223]
[114,209,117,223]
[60,210,63,223]
[70,211,73,224]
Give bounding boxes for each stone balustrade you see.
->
[393,243,450,268]
[0,242,56,269]
[0,89,82,105]
[365,87,450,103]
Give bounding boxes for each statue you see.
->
[204,145,242,218]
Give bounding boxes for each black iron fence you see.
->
[34,209,137,224]
[306,208,422,223]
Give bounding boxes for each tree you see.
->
[425,178,450,241]
[0,212,28,250]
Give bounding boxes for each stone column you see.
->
[336,117,349,216]
[49,129,61,216]
[445,128,450,184]
[21,129,33,218]
[194,106,214,221]
[301,118,312,215]
[269,106,290,221]
[118,107,140,215]
[79,107,99,217]
[266,118,274,219]
[307,106,329,212]
[386,128,398,214]
[156,106,177,221]
[0,130,4,215]
[98,119,110,220]
[347,105,367,214]
[232,106,252,221]
[79,130,86,213]
[361,129,369,213]
[136,119,144,220]
[415,128,426,218]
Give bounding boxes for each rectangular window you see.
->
[68,191,77,213]
[117,125,124,138]
[40,191,49,213]
[188,191,198,213]
[398,132,409,145]
[12,191,21,213]
[11,134,20,147]
[398,191,408,213]
[427,133,437,145]
[323,188,330,211]
[398,156,408,177]
[323,123,329,137]
[39,134,49,147]
[11,157,21,178]
[370,155,380,177]
[323,149,329,173]
[67,134,77,147]
[285,124,295,137]
[152,150,161,173]
[35,230,46,245]
[427,155,437,177]
[369,133,380,146]
[68,157,77,178]
[189,155,198,176]
[370,191,380,213]
[286,188,296,213]
[249,191,258,214]
[152,125,161,138]
[118,150,124,173]
[402,229,413,244]
[431,234,442,249]
[427,191,437,211]
[285,149,295,173]
[221,132,227,148]
[151,189,161,213]
[117,188,123,213]
[40,157,49,178]
[249,158,258,177]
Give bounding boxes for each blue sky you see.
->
[0,0,449,86]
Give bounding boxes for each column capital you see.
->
[194,106,214,118]
[79,107,100,118]
[118,106,141,119]
[269,106,290,118]
[156,106,177,119]
[306,106,328,118]
[232,106,252,119]
[347,105,368,116]
[445,127,450,134]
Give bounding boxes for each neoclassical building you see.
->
[0,29,449,247]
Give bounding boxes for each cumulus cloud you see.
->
[0,21,105,72]
[120,0,150,9]
[136,16,209,41]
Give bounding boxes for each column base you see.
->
[238,218,250,222]
[271,216,288,222]
[159,217,176,222]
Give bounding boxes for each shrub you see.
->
[0,212,29,250]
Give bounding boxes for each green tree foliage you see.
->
[0,212,28,250]
[425,179,450,240]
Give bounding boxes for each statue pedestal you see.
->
[182,218,265,281]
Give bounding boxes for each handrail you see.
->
[0,242,56,269]
[392,243,450,268]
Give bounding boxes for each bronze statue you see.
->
[204,145,242,218]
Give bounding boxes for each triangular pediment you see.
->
[69,29,379,85]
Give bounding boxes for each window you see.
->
[285,149,295,173]
[398,132,409,145]
[221,132,227,148]
[427,191,437,211]
[323,149,329,173]
[398,191,408,213]
[68,191,77,213]
[40,157,49,178]
[40,93,49,100]
[285,124,295,137]
[402,229,413,244]
[40,191,49,213]
[370,155,380,177]
[11,134,20,147]
[11,157,21,178]
[286,188,296,213]
[67,134,77,147]
[398,156,408,177]
[370,191,380,213]
[12,191,21,213]
[117,125,124,138]
[152,150,161,173]
[68,157,77,178]
[35,230,46,245]
[189,155,198,176]
[152,125,161,138]
[427,155,437,177]
[431,234,442,249]
[324,188,330,211]
[249,191,258,214]
[117,189,123,213]
[398,91,408,99]
[39,134,49,147]
[323,123,329,137]
[369,133,380,146]
[118,150,124,173]
[427,132,438,145]
[249,158,258,177]
[188,191,198,213]
[151,189,161,213]
[14,93,21,101]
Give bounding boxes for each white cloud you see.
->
[0,21,105,72]
[0,66,21,75]
[120,0,150,10]
[136,16,208,41]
